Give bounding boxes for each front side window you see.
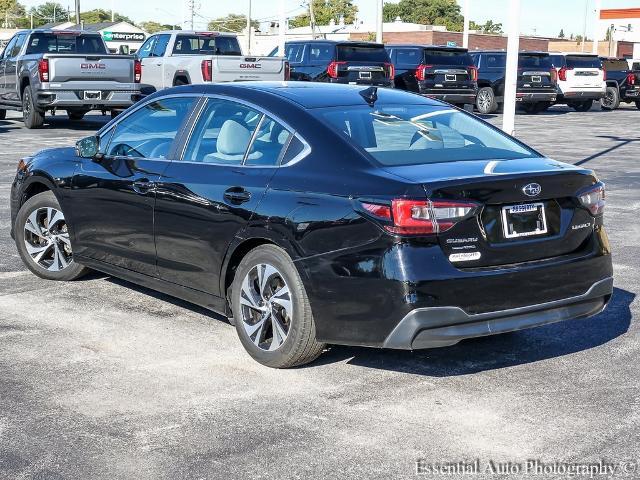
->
[11,34,26,57]
[285,44,305,63]
[314,105,537,166]
[107,97,196,159]
[3,36,17,59]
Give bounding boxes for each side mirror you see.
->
[75,136,99,158]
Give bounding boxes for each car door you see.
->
[146,34,172,89]
[0,35,18,101]
[5,33,27,104]
[70,95,198,276]
[137,35,158,87]
[154,97,292,296]
[283,43,307,81]
[306,43,335,81]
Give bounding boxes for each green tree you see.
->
[289,0,358,29]
[0,0,28,27]
[80,9,134,24]
[575,34,583,44]
[207,13,259,33]
[469,19,503,34]
[558,28,565,38]
[29,2,66,26]
[382,0,463,32]
[140,21,180,33]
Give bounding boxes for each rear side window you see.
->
[519,55,552,68]
[549,55,564,68]
[308,44,334,63]
[336,45,389,62]
[173,35,241,55]
[107,97,196,159]
[285,44,305,63]
[423,49,473,66]
[245,116,291,166]
[152,34,171,57]
[565,55,602,68]
[26,33,107,54]
[603,59,628,71]
[482,54,506,69]
[395,48,422,65]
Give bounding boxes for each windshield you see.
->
[519,54,552,68]
[26,33,107,54]
[336,45,389,62]
[172,35,242,55]
[314,105,537,166]
[566,55,602,68]
[424,50,473,66]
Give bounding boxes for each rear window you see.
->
[314,105,536,166]
[26,33,107,54]
[565,55,602,69]
[602,59,628,71]
[336,45,389,62]
[519,54,552,68]
[423,49,473,66]
[172,35,242,55]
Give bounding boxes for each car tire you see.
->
[231,244,326,368]
[0,109,6,120]
[636,101,640,110]
[476,87,497,114]
[600,86,620,110]
[22,88,45,129]
[67,110,86,121]
[571,100,593,112]
[14,191,89,281]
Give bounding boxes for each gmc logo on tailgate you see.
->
[240,64,261,69]
[81,63,106,70]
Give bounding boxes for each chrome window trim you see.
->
[177,93,312,168]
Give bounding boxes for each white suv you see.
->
[549,53,606,111]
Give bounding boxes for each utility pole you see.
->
[75,0,80,25]
[111,0,115,22]
[246,0,252,54]
[30,12,33,29]
[309,0,317,39]
[278,0,286,56]
[502,0,521,136]
[189,0,196,30]
[462,0,470,48]
[581,0,588,52]
[375,0,383,44]
[592,0,601,54]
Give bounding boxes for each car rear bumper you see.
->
[621,87,640,100]
[35,89,140,109]
[420,91,477,104]
[557,90,605,101]
[516,91,557,103]
[382,276,612,349]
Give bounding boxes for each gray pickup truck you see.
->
[0,29,142,128]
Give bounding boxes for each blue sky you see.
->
[22,0,640,38]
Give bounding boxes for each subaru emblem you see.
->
[522,183,542,197]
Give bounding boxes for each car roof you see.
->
[474,50,549,55]
[385,44,469,52]
[155,82,442,109]
[548,52,599,56]
[286,40,384,48]
[155,30,238,37]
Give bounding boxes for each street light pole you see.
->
[246,0,252,55]
[462,0,470,48]
[75,0,80,24]
[502,0,521,136]
[376,0,383,44]
[278,0,286,56]
[592,0,601,54]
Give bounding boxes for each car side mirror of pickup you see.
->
[76,136,99,159]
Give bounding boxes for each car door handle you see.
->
[224,188,251,204]
[132,178,155,194]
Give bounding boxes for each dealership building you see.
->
[597,8,640,58]
[67,21,147,54]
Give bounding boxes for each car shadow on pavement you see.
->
[317,287,634,376]
[575,135,640,166]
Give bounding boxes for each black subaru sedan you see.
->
[10,82,612,368]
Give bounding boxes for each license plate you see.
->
[359,71,372,79]
[445,74,456,82]
[531,75,541,83]
[501,202,547,239]
[84,90,101,100]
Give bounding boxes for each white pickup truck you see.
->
[137,31,289,90]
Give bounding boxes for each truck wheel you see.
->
[571,100,593,112]
[476,87,497,114]
[22,88,45,129]
[67,111,86,121]
[636,101,640,110]
[173,77,189,86]
[600,87,620,110]
[0,109,6,120]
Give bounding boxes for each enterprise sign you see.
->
[102,31,145,42]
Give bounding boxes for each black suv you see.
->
[270,40,394,87]
[385,44,477,107]
[470,51,558,114]
[600,57,640,110]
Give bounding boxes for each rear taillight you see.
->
[578,183,605,216]
[602,68,607,81]
[626,72,636,85]
[134,59,141,83]
[201,59,213,82]
[38,59,49,82]
[415,64,429,81]
[327,61,345,79]
[550,68,558,84]
[468,66,478,82]
[558,66,572,82]
[385,62,395,80]
[360,199,477,235]
[284,61,291,80]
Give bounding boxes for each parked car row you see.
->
[274,39,640,115]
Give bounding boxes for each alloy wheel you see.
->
[478,91,491,111]
[23,207,73,271]
[239,263,292,351]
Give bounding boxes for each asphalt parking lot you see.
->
[0,104,638,479]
